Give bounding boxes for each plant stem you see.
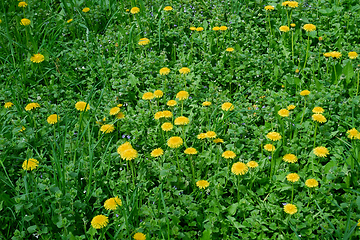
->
[302,34,310,72]
[300,98,307,125]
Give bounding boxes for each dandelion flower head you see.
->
[220,26,228,30]
[154,90,163,98]
[312,107,324,114]
[348,52,358,59]
[117,142,133,155]
[247,161,259,168]
[264,144,275,152]
[231,162,248,175]
[104,197,122,210]
[313,146,329,157]
[303,24,316,32]
[121,148,138,161]
[167,100,177,106]
[110,107,120,115]
[159,67,171,75]
[22,158,39,171]
[213,26,220,31]
[116,112,125,119]
[222,150,236,159]
[151,148,164,157]
[142,92,154,100]
[20,18,31,26]
[196,180,209,189]
[18,2,28,7]
[347,128,359,139]
[130,7,140,14]
[82,7,90,12]
[75,101,90,111]
[176,91,189,100]
[197,133,207,139]
[133,232,146,240]
[164,6,173,11]
[213,138,224,143]
[174,116,189,125]
[300,90,310,96]
[161,122,173,131]
[286,173,300,182]
[312,114,326,123]
[196,27,204,31]
[202,101,211,106]
[287,105,296,110]
[279,26,290,32]
[91,215,108,229]
[266,132,281,141]
[206,131,217,139]
[100,124,115,134]
[25,102,40,111]
[305,179,319,188]
[221,102,234,111]
[179,67,190,74]
[30,53,45,63]
[264,5,274,11]
[162,110,172,118]
[278,109,290,117]
[67,19,73,23]
[290,23,296,27]
[4,102,14,108]
[283,154,298,163]
[154,111,165,120]
[167,136,183,148]
[138,38,150,46]
[284,204,297,215]
[184,148,197,155]
[226,48,234,52]
[47,114,59,124]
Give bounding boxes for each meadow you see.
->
[1,0,360,239]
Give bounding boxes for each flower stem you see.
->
[313,122,318,148]
[300,98,307,125]
[302,34,310,71]
[291,183,294,204]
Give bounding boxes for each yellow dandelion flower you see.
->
[197,133,207,139]
[4,102,14,108]
[202,101,211,106]
[167,136,183,148]
[161,122,173,131]
[75,101,90,111]
[206,131,216,139]
[151,148,164,157]
[82,7,90,13]
[20,18,31,26]
[247,161,259,168]
[167,100,177,106]
[18,2,28,7]
[138,38,150,46]
[213,26,220,31]
[190,27,196,31]
[117,142,133,155]
[283,154,298,163]
[213,138,224,143]
[312,107,324,114]
[305,179,319,188]
[162,110,172,118]
[348,52,358,59]
[347,128,359,139]
[264,5,274,11]
[19,126,26,132]
[116,112,125,119]
[286,173,300,182]
[142,92,154,100]
[154,90,163,98]
[176,91,189,100]
[284,204,297,215]
[67,19,73,23]
[184,147,197,155]
[164,6,173,11]
[30,53,45,63]
[279,26,290,32]
[264,144,275,152]
[287,105,296,110]
[100,124,115,134]
[104,196,122,210]
[266,132,281,141]
[226,47,234,52]
[222,150,236,159]
[130,7,140,14]
[25,103,40,111]
[231,162,248,175]
[196,27,204,31]
[159,67,170,75]
[91,215,108,229]
[121,148,138,161]
[219,26,228,31]
[312,114,326,123]
[47,114,59,124]
[179,67,190,74]
[287,1,299,8]
[22,158,39,171]
[313,146,329,157]
[133,232,146,240]
[300,90,310,96]
[196,180,209,189]
[221,102,234,111]
[290,23,296,27]
[174,116,189,125]
[278,109,290,117]
[154,111,165,120]
[110,107,120,115]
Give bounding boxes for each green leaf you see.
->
[129,73,139,87]
[27,225,37,234]
[228,202,238,215]
[200,229,212,240]
[343,61,354,83]
[23,215,34,222]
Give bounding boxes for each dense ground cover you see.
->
[1,0,360,239]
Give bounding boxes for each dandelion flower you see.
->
[197,133,207,139]
[221,102,234,111]
[324,52,332,58]
[219,26,228,31]
[231,162,248,175]
[284,204,297,215]
[202,101,211,106]
[290,23,296,27]
[264,144,275,152]
[130,7,140,14]
[167,136,183,148]
[312,107,324,114]
[206,131,216,139]
[161,122,173,131]
[266,132,281,141]
[305,179,319,188]
[133,232,146,240]
[47,114,59,124]
[117,142,133,155]
[25,103,40,111]
[226,48,234,52]
[222,150,236,159]
[22,158,39,171]
[348,52,358,59]
[100,124,115,134]
[154,90,163,98]
[179,67,190,74]
[142,92,154,100]
[104,197,122,210]
[67,19,73,23]
[196,180,209,189]
[82,7,90,13]
[151,148,164,157]
[287,1,299,8]
[20,18,31,26]
[213,26,220,31]
[176,91,189,100]
[91,215,108,229]
[190,27,196,31]
[138,38,150,46]
[162,111,172,118]
[300,90,310,96]
[312,114,326,123]
[184,148,197,155]
[121,148,138,161]
[174,116,189,125]
[19,126,26,132]
[163,6,173,11]
[330,51,342,59]
[159,67,170,75]
[4,102,14,108]
[167,100,177,106]
[116,112,125,119]
[265,5,274,11]
[75,101,90,111]
[196,27,204,31]
[313,146,329,157]
[213,138,224,143]
[110,107,120,115]
[279,26,290,32]
[247,161,259,168]
[278,109,290,117]
[283,154,298,163]
[30,53,45,63]
[154,111,165,120]
[287,105,296,110]
[286,173,300,182]
[347,128,359,139]
[18,2,28,7]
